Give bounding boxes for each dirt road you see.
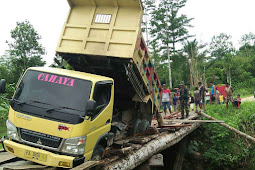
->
[242,96,255,102]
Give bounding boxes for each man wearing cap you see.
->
[179,81,189,119]
[161,84,172,117]
[225,82,234,110]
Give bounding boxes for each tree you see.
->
[183,39,207,87]
[239,32,255,47]
[148,0,193,88]
[141,0,156,43]
[209,33,235,84]
[5,20,46,82]
[150,0,193,54]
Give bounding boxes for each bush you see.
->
[198,102,255,168]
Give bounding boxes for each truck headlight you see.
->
[6,120,19,141]
[62,136,86,155]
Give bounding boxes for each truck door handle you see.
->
[106,119,110,125]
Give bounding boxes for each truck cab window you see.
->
[93,83,112,118]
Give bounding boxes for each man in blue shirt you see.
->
[209,81,217,104]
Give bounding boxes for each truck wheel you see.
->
[132,119,141,135]
[138,119,150,133]
[91,145,104,161]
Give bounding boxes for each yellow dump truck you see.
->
[1,0,162,168]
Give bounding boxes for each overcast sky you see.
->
[0,0,255,65]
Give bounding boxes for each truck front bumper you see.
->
[3,140,84,168]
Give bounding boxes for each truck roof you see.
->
[29,67,113,83]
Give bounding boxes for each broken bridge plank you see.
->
[0,152,17,164]
[72,161,100,170]
[164,119,224,123]
[102,122,201,170]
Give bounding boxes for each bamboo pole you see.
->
[200,112,255,143]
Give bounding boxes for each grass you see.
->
[233,88,253,98]
[205,101,255,134]
[0,120,6,149]
[194,101,255,168]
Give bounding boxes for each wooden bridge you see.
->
[0,111,204,170]
[3,110,248,170]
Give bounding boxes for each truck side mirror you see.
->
[0,79,6,94]
[85,100,97,117]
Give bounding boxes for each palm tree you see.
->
[183,39,207,87]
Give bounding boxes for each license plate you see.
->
[25,150,47,162]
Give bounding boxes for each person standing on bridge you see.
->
[161,84,172,116]
[198,82,206,110]
[194,87,200,112]
[225,82,234,110]
[179,81,189,119]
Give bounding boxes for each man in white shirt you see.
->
[205,91,210,104]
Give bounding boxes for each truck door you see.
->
[92,81,112,120]
[85,81,113,158]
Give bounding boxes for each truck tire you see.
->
[138,119,150,133]
[91,145,104,161]
[132,119,141,135]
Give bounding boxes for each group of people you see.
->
[206,82,241,109]
[161,81,190,119]
[161,81,242,119]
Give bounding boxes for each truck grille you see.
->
[20,128,62,149]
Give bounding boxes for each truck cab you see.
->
[2,67,114,168]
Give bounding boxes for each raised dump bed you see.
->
[56,0,162,114]
[57,0,143,58]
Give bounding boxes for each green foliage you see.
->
[5,20,46,83]
[199,102,255,168]
[0,100,9,121]
[149,0,193,53]
[209,33,235,59]
[240,32,255,47]
[0,20,46,144]
[183,39,207,87]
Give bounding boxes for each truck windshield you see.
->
[12,70,92,124]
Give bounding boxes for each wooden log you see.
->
[72,161,100,170]
[119,147,133,155]
[114,139,130,148]
[164,120,224,123]
[164,112,180,119]
[129,137,151,144]
[173,138,187,170]
[103,156,120,165]
[159,124,192,128]
[0,152,17,164]
[200,112,255,143]
[129,134,159,144]
[130,144,142,150]
[1,160,53,170]
[148,154,164,167]
[134,127,159,137]
[102,122,201,170]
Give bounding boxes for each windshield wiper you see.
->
[15,100,51,106]
[46,106,83,113]
[10,99,23,104]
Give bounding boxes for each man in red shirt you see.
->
[161,84,172,116]
[233,94,241,108]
